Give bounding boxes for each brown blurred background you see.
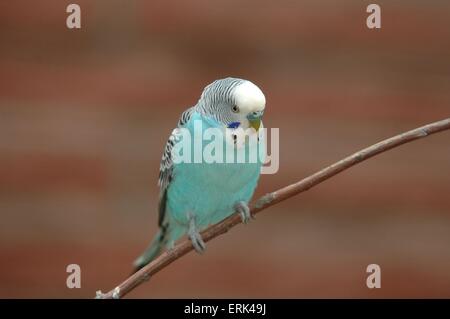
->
[0,0,449,298]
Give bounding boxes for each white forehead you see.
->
[232,80,266,113]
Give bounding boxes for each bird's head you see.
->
[197,78,266,131]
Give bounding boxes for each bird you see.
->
[133,77,266,272]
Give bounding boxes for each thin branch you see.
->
[97,118,450,299]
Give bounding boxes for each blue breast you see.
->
[166,112,264,228]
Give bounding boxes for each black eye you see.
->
[231,105,239,113]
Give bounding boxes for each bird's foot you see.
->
[167,240,175,253]
[235,201,253,224]
[187,212,206,254]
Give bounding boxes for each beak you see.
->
[247,111,263,131]
[248,118,261,132]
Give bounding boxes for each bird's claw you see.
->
[189,230,206,253]
[235,201,253,224]
[187,212,206,254]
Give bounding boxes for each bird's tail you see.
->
[132,229,166,273]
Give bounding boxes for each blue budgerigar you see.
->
[133,77,266,271]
